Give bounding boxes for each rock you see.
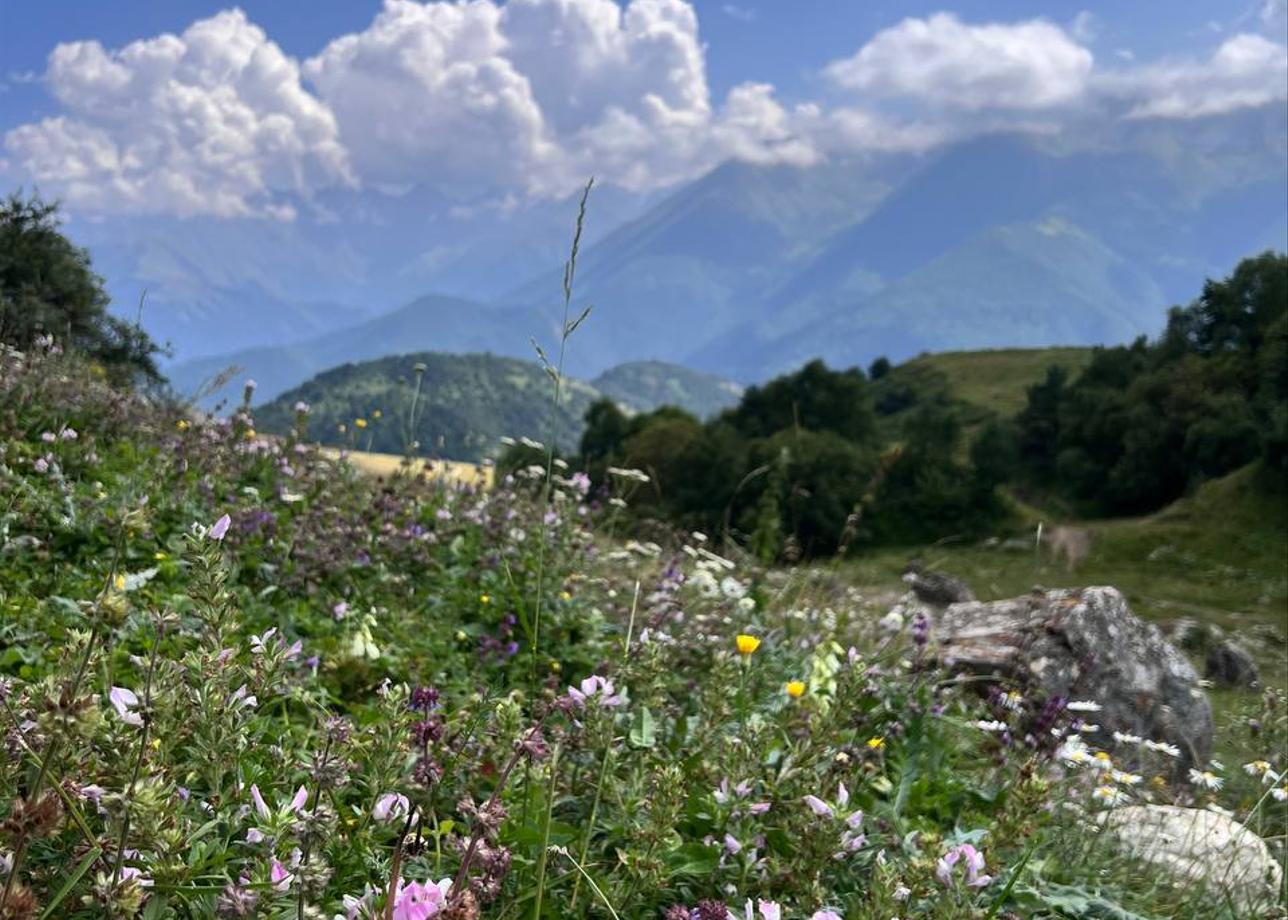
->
[902,565,975,606]
[1206,640,1260,689]
[936,586,1212,774]
[1164,617,1218,654]
[1101,805,1283,913]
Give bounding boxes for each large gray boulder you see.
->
[936,586,1213,774]
[1101,805,1283,914]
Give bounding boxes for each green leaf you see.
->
[39,845,101,919]
[629,706,656,749]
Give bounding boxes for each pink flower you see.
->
[936,843,992,888]
[566,675,624,708]
[33,456,49,474]
[270,858,293,892]
[803,795,833,817]
[729,900,781,920]
[723,833,742,855]
[811,912,844,920]
[118,866,153,888]
[373,793,411,822]
[392,878,451,920]
[109,687,143,727]
[246,828,265,843]
[249,784,307,821]
[209,513,231,541]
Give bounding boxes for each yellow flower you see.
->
[113,574,127,591]
[735,634,761,656]
[479,594,491,605]
[372,410,382,419]
[785,681,806,698]
[355,418,367,429]
[154,551,168,561]
[559,591,572,601]
[175,419,190,431]
[550,660,562,673]
[244,429,256,440]
[866,737,886,750]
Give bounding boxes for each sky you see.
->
[1,0,1285,222]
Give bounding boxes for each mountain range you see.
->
[97,104,1284,404]
[253,354,744,462]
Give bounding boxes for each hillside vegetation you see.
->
[254,352,743,461]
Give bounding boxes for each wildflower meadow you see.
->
[1,328,1285,920]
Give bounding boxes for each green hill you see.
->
[254,353,742,462]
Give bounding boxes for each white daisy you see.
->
[1067,700,1103,713]
[1188,769,1224,791]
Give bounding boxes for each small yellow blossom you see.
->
[454,630,467,642]
[113,574,126,591]
[175,419,190,431]
[479,594,491,605]
[372,410,382,419]
[785,681,806,698]
[559,591,572,602]
[735,634,761,656]
[866,737,886,751]
[244,429,256,440]
[550,660,562,673]
[355,418,367,429]
[154,551,168,561]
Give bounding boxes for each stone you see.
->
[1205,640,1260,689]
[1101,805,1283,914]
[936,586,1213,774]
[902,565,975,607]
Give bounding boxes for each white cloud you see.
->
[4,3,1285,220]
[1071,11,1098,43]
[303,0,816,196]
[825,12,1094,111]
[1102,33,1288,119]
[4,10,352,219]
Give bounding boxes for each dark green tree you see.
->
[0,192,163,384]
[726,359,875,443]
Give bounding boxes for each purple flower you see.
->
[209,513,231,541]
[803,795,833,817]
[33,456,49,474]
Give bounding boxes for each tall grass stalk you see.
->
[529,177,593,685]
[530,744,562,920]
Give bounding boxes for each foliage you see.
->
[1016,252,1288,514]
[0,192,164,386]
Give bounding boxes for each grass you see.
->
[846,462,1288,665]
[906,346,1094,416]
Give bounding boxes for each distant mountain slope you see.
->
[253,353,742,462]
[167,294,538,407]
[590,360,743,418]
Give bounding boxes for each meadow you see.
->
[1,332,1285,920]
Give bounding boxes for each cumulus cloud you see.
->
[824,13,1094,111]
[4,10,352,219]
[303,0,807,195]
[4,2,1284,220]
[1101,33,1288,119]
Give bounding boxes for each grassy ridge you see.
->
[905,346,1094,416]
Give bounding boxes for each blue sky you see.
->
[2,0,1284,220]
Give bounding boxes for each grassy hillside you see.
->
[255,352,742,461]
[903,346,1094,417]
[846,462,1288,639]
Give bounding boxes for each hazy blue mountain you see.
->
[252,352,742,462]
[141,104,1286,397]
[167,294,535,407]
[590,360,743,417]
[507,155,907,377]
[77,182,652,364]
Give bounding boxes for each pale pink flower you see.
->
[270,858,293,892]
[392,877,451,920]
[567,675,624,708]
[109,687,143,727]
[374,793,411,823]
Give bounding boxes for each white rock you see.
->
[1101,804,1283,913]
